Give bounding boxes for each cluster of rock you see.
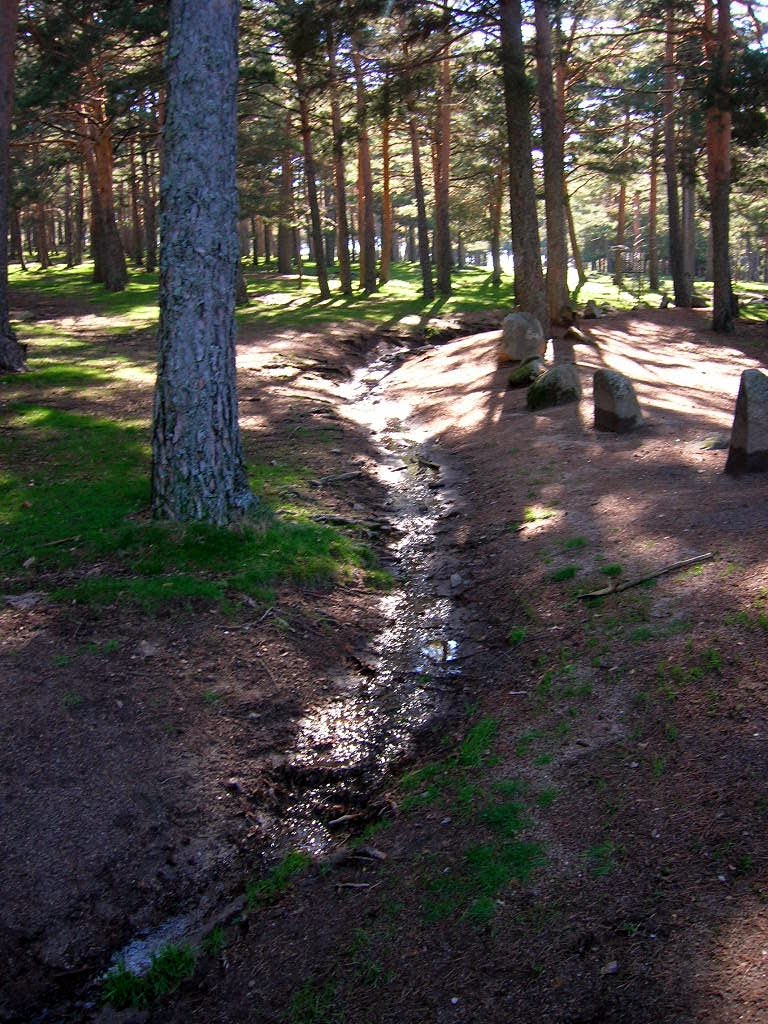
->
[500,311,642,431]
[499,310,768,474]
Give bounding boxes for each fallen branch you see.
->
[578,552,714,600]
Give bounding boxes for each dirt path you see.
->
[3,302,768,1023]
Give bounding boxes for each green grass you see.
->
[238,262,511,333]
[9,261,159,332]
[245,850,312,910]
[0,402,386,609]
[102,943,196,1010]
[287,978,340,1024]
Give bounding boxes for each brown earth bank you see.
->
[3,300,768,1024]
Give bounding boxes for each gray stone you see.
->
[527,363,582,411]
[593,369,643,433]
[508,356,545,389]
[725,369,768,474]
[499,312,546,364]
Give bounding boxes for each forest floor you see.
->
[3,281,768,1024]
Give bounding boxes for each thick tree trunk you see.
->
[499,0,548,334]
[326,30,352,295]
[408,112,434,301]
[79,70,128,292]
[535,0,569,322]
[705,0,736,332]
[151,0,260,525]
[681,146,696,294]
[663,6,690,306]
[380,116,392,286]
[352,38,377,293]
[648,118,660,291]
[0,0,27,373]
[294,56,330,299]
[433,22,452,297]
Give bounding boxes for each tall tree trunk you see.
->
[129,139,143,266]
[499,0,548,333]
[79,66,128,292]
[380,116,392,286]
[264,221,272,265]
[152,0,260,525]
[535,0,569,322]
[612,110,631,288]
[681,142,696,295]
[294,56,330,299]
[705,0,736,331]
[140,136,157,272]
[63,165,74,267]
[0,0,26,372]
[326,29,352,295]
[277,130,293,274]
[352,37,377,293]
[35,201,50,268]
[648,118,660,291]
[564,185,586,289]
[251,214,259,267]
[11,207,26,271]
[490,165,504,286]
[663,5,690,306]
[433,17,452,297]
[408,111,434,301]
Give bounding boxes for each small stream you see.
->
[269,338,469,854]
[105,335,471,981]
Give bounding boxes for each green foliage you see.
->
[287,978,339,1024]
[102,944,196,1010]
[550,566,577,582]
[245,850,312,910]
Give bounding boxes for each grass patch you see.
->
[245,850,312,910]
[102,943,195,1011]
[550,565,577,582]
[287,978,339,1024]
[1,405,386,609]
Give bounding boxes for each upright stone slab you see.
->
[526,363,581,411]
[499,311,546,364]
[725,369,768,474]
[593,369,643,433]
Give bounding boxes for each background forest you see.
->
[3,0,768,353]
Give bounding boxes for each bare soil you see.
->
[3,297,768,1024]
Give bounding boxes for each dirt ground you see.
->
[3,297,768,1023]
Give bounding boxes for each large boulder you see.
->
[725,368,768,474]
[499,312,546,364]
[526,363,581,411]
[593,369,643,433]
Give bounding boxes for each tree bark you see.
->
[648,118,660,291]
[490,165,504,286]
[380,116,392,286]
[499,0,548,334]
[663,5,690,306]
[535,0,569,322]
[293,55,330,299]
[434,16,452,297]
[352,37,376,293]
[408,111,434,301]
[151,0,260,525]
[705,0,736,332]
[326,29,352,295]
[0,0,27,373]
[129,139,143,267]
[140,136,157,272]
[79,63,128,292]
[277,137,293,274]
